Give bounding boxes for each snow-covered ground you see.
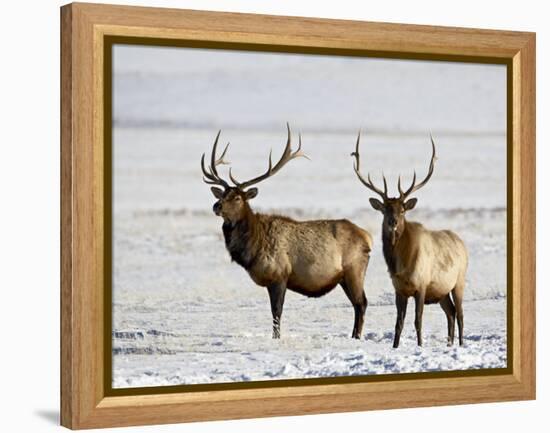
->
[112,128,507,388]
[111,47,507,388]
[113,292,506,387]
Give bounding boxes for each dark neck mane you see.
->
[381,230,397,275]
[381,219,408,275]
[222,206,262,270]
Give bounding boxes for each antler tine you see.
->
[398,175,403,196]
[215,142,230,167]
[351,131,388,200]
[201,153,212,178]
[210,132,231,178]
[295,132,310,160]
[201,153,220,183]
[398,170,417,199]
[200,130,230,189]
[201,131,219,181]
[268,122,309,171]
[228,167,237,185]
[229,123,309,189]
[401,134,437,198]
[280,122,293,164]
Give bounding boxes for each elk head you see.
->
[351,132,436,246]
[201,123,308,224]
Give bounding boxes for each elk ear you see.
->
[404,198,417,211]
[210,187,224,199]
[244,188,258,200]
[369,198,384,211]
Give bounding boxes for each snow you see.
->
[111,47,507,388]
[111,129,507,388]
[113,297,506,388]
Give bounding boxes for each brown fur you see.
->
[352,132,467,347]
[213,187,372,339]
[371,197,468,347]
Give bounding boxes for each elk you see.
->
[351,133,468,347]
[201,124,373,339]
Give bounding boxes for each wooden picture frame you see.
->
[60,2,536,429]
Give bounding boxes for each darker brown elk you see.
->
[351,134,468,347]
[202,124,373,339]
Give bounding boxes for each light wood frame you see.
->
[60,2,536,429]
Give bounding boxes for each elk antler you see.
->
[201,130,231,189]
[228,123,309,190]
[398,134,437,199]
[351,131,388,200]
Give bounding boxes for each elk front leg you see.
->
[393,293,408,348]
[267,282,287,339]
[414,291,425,346]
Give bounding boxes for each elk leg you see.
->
[452,283,465,346]
[414,292,425,346]
[439,294,456,346]
[267,283,287,339]
[341,261,369,339]
[340,281,368,339]
[393,293,408,348]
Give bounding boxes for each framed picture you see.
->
[60,3,536,429]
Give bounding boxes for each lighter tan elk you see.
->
[202,124,373,339]
[351,134,468,347]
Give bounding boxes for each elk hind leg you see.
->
[341,266,368,339]
[451,280,465,346]
[267,282,287,339]
[439,294,456,346]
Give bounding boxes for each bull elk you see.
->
[201,124,373,339]
[351,133,468,347]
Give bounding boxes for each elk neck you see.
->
[381,217,411,275]
[222,203,263,270]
